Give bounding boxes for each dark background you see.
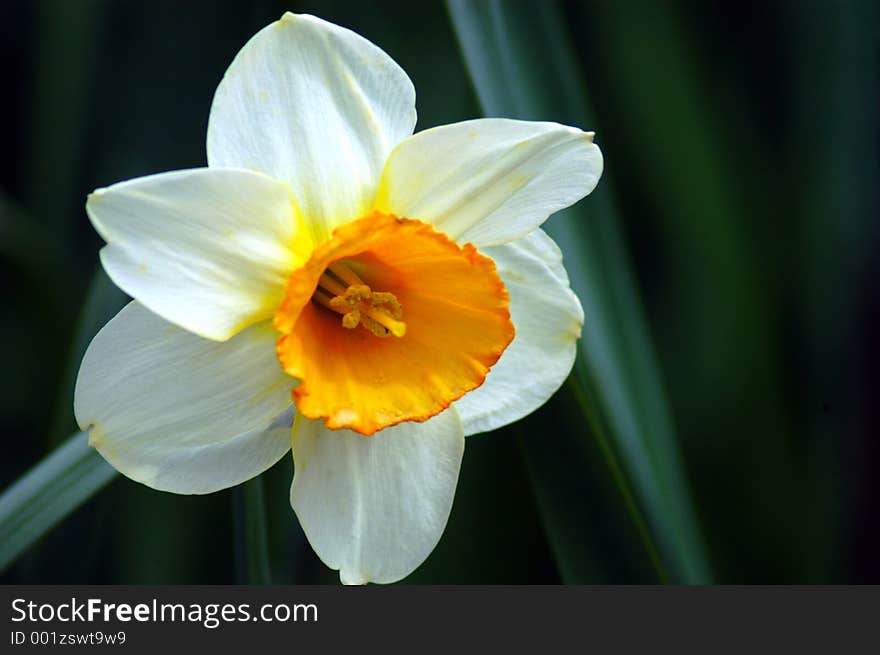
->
[1,0,877,583]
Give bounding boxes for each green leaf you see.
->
[447,0,711,582]
[513,382,667,583]
[233,476,272,584]
[0,431,117,573]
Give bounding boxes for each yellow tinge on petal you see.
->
[274,212,515,436]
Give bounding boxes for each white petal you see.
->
[88,167,307,341]
[290,409,464,584]
[454,230,584,435]
[74,302,296,494]
[207,12,417,238]
[375,118,603,247]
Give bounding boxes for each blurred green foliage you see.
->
[1,0,876,583]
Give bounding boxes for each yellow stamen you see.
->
[313,262,406,338]
[328,261,366,287]
[318,272,347,296]
[312,289,338,312]
[364,306,407,337]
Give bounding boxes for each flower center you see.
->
[312,262,406,338]
[274,212,515,435]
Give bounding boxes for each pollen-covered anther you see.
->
[313,265,407,338]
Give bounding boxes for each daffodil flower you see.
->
[74,13,602,584]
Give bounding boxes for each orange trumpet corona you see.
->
[274,212,515,435]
